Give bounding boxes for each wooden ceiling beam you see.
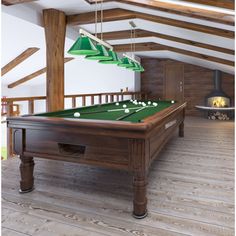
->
[113,42,234,66]
[183,0,234,10]
[1,47,39,76]
[8,57,74,89]
[2,0,37,6]
[100,29,234,55]
[87,0,234,25]
[67,9,234,39]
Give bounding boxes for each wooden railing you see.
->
[2,91,147,158]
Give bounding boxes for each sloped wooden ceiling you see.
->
[2,0,37,6]
[2,0,235,74]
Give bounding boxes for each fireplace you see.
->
[205,70,231,120]
[206,70,230,108]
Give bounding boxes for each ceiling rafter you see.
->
[8,57,74,88]
[183,0,234,10]
[1,47,40,76]
[98,29,234,55]
[113,42,234,66]
[67,9,234,39]
[2,0,37,6]
[86,0,234,25]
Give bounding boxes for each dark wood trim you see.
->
[1,47,39,76]
[183,0,234,10]
[113,42,234,66]
[100,29,234,55]
[2,0,37,5]
[87,0,234,25]
[43,9,66,112]
[67,9,234,39]
[7,58,74,89]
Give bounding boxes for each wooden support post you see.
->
[6,101,14,158]
[28,100,34,114]
[43,9,66,112]
[105,95,108,103]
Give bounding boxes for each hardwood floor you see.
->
[2,117,234,236]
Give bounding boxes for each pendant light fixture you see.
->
[118,21,144,72]
[67,35,99,56]
[85,0,112,61]
[99,50,121,64]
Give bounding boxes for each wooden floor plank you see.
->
[2,117,234,236]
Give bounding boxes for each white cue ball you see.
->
[142,103,146,107]
[139,102,142,104]
[148,101,151,105]
[130,99,133,102]
[171,100,175,104]
[74,112,80,117]
[153,102,158,107]
[123,104,127,108]
[124,109,130,113]
[115,102,119,106]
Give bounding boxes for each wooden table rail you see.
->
[2,91,147,158]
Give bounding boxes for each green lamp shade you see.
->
[117,57,133,68]
[127,61,138,70]
[99,50,120,64]
[85,44,112,60]
[67,36,99,56]
[133,63,145,72]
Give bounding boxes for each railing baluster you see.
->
[110,95,114,102]
[72,97,76,108]
[99,94,102,104]
[91,95,94,105]
[82,96,86,107]
[28,100,34,114]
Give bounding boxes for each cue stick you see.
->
[73,106,146,116]
[116,107,146,121]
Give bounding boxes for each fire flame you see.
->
[212,97,226,108]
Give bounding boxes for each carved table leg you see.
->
[179,121,184,137]
[19,155,35,193]
[133,171,148,219]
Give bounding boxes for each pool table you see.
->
[7,100,186,218]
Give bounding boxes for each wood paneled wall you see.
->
[141,58,234,116]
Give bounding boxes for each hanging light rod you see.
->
[123,53,140,64]
[129,21,136,28]
[79,28,113,50]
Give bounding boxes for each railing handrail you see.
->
[2,91,146,102]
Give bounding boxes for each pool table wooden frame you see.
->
[7,101,186,218]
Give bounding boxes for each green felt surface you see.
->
[36,100,175,123]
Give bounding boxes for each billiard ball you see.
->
[142,103,146,107]
[74,112,80,117]
[130,99,133,102]
[124,109,130,113]
[115,102,119,106]
[123,104,127,108]
[139,102,142,104]
[153,102,158,107]
[171,100,175,104]
[148,101,151,105]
